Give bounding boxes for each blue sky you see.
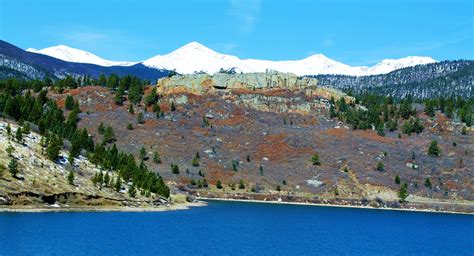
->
[0,0,472,65]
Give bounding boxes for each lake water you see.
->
[0,200,472,255]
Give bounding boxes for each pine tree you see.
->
[6,124,11,139]
[46,135,62,162]
[239,179,245,189]
[68,170,75,185]
[398,183,409,202]
[103,126,115,144]
[104,172,110,187]
[171,164,180,174]
[22,123,30,135]
[114,177,122,192]
[376,161,384,171]
[424,178,432,189]
[311,153,321,165]
[65,95,75,110]
[8,158,18,177]
[140,147,147,160]
[395,175,401,184]
[15,127,23,143]
[192,156,200,167]
[98,74,107,87]
[428,140,441,156]
[114,85,125,105]
[98,122,105,134]
[137,112,144,124]
[128,184,137,197]
[216,180,223,189]
[170,101,176,111]
[153,151,162,164]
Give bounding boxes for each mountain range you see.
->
[1,39,472,99]
[26,41,436,76]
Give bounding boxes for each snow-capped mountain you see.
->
[142,42,436,76]
[27,42,436,76]
[26,45,137,67]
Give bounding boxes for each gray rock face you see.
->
[157,70,318,94]
[156,71,354,114]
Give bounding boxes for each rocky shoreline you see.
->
[0,201,206,213]
[193,192,474,215]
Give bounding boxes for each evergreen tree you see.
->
[8,158,18,177]
[424,101,435,117]
[127,123,133,130]
[376,161,385,171]
[216,180,223,189]
[128,184,137,197]
[140,147,147,160]
[144,89,158,106]
[128,104,134,114]
[114,85,125,105]
[114,177,122,192]
[102,126,115,144]
[67,170,75,185]
[104,172,110,187]
[428,140,441,156]
[395,175,401,184]
[398,183,409,202]
[202,116,209,126]
[46,134,62,162]
[192,155,200,167]
[170,101,176,111]
[137,112,144,124]
[171,164,180,174]
[98,122,105,134]
[239,179,245,189]
[153,151,162,164]
[98,74,107,87]
[424,178,432,189]
[106,74,119,90]
[15,127,23,143]
[5,124,11,139]
[311,153,321,165]
[65,95,74,110]
[22,122,30,135]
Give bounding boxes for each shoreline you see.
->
[0,201,207,213]
[198,197,474,215]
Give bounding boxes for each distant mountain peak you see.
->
[26,45,137,67]
[26,41,437,76]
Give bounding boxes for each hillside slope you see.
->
[0,40,169,81]
[314,60,474,99]
[0,121,172,210]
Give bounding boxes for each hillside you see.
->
[0,121,193,211]
[1,72,472,213]
[0,40,169,81]
[39,72,473,213]
[314,60,474,99]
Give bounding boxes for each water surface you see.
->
[0,200,472,255]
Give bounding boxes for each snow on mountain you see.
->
[26,45,137,67]
[142,42,436,76]
[27,42,436,76]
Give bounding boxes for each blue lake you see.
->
[0,200,473,255]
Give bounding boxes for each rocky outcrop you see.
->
[157,71,355,114]
[157,71,318,94]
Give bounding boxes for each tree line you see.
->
[0,77,169,198]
